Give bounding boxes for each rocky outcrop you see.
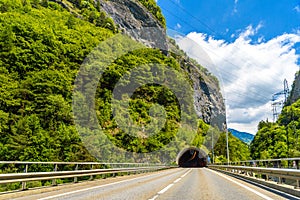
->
[100,0,226,130]
[288,72,300,104]
[184,61,226,130]
[100,0,168,52]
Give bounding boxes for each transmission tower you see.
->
[272,79,289,122]
[283,79,289,103]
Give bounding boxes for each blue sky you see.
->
[157,0,300,134]
[158,0,300,42]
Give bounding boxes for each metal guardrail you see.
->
[209,165,300,189]
[0,161,170,191]
[214,157,300,169]
[0,161,162,166]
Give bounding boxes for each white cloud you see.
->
[175,25,300,134]
[294,5,300,13]
[233,0,239,13]
[175,23,182,30]
[238,23,263,40]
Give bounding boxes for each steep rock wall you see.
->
[100,0,226,130]
[100,0,168,51]
[288,72,300,104]
[184,60,226,130]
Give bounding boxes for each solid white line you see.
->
[38,169,178,200]
[208,169,274,200]
[228,173,300,200]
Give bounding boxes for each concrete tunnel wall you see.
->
[176,147,208,167]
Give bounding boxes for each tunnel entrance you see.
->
[176,147,208,167]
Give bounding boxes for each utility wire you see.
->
[161,5,286,104]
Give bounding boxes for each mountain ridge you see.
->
[228,128,254,145]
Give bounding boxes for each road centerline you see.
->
[37,168,180,200]
[148,168,192,200]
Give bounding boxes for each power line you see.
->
[161,1,292,92]
[160,2,291,88]
[161,5,287,105]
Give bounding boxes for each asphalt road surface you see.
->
[2,168,299,200]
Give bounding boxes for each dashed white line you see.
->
[174,178,181,183]
[148,194,159,200]
[180,170,191,178]
[148,169,192,200]
[208,168,275,200]
[38,169,178,200]
[158,183,174,194]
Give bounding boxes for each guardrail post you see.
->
[277,176,282,184]
[89,164,93,180]
[277,161,281,168]
[74,164,78,183]
[52,164,58,186]
[265,174,269,181]
[22,164,28,190]
[295,179,300,189]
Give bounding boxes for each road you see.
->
[2,168,299,200]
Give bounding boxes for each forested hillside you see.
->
[0,0,249,166]
[0,0,203,162]
[251,98,300,159]
[0,0,115,161]
[211,132,250,163]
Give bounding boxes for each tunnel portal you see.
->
[176,147,208,167]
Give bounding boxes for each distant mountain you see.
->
[228,128,254,145]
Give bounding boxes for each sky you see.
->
[156,0,300,134]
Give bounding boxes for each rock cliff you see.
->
[288,71,300,104]
[189,64,227,130]
[100,0,168,51]
[100,0,226,130]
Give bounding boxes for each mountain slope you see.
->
[228,128,254,145]
[0,0,226,165]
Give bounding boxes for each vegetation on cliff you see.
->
[137,0,166,28]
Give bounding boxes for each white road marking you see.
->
[174,178,181,183]
[208,168,274,200]
[148,169,192,200]
[158,183,174,194]
[38,169,179,200]
[228,172,300,200]
[148,194,159,200]
[180,169,191,178]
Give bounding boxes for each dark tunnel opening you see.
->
[177,147,208,168]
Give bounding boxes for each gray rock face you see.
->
[100,0,226,130]
[289,72,300,104]
[185,61,227,130]
[100,0,168,51]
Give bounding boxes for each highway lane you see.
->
[3,168,299,200]
[152,168,290,200]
